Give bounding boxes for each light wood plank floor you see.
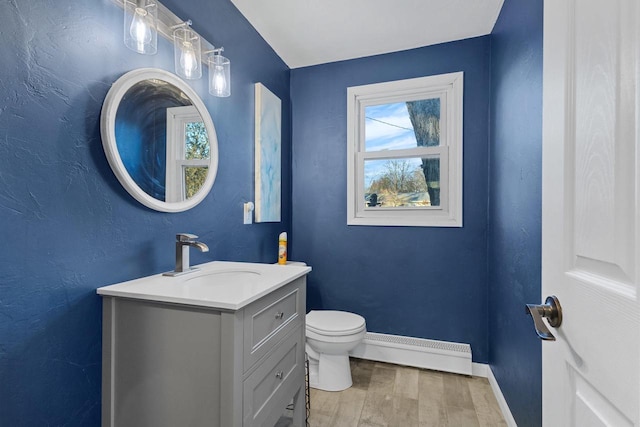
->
[306,358,506,427]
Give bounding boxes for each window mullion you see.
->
[362,146,446,160]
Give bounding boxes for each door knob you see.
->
[525,295,562,341]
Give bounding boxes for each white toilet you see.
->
[305,310,366,392]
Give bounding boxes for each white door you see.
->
[542,0,640,426]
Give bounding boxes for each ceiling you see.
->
[230,0,505,69]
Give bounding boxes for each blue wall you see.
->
[488,0,543,425]
[0,0,290,424]
[290,37,491,362]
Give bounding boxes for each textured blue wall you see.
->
[488,0,543,425]
[0,0,290,424]
[290,37,491,362]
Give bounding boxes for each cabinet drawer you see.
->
[243,278,304,370]
[243,326,304,427]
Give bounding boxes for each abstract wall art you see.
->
[254,82,282,222]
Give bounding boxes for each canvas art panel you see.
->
[254,83,282,222]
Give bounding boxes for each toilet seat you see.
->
[306,310,366,336]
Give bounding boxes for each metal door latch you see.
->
[525,295,563,341]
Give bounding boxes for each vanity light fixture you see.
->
[113,0,231,97]
[123,0,157,55]
[208,50,231,98]
[173,21,202,80]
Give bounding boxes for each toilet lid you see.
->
[306,310,366,336]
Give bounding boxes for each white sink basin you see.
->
[97,261,311,310]
[186,269,261,283]
[183,269,262,291]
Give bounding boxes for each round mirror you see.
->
[101,68,219,212]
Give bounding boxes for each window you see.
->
[165,106,210,202]
[347,72,463,227]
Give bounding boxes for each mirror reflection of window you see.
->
[363,98,441,209]
[115,80,196,201]
[183,121,209,199]
[166,106,210,202]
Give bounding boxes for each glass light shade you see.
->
[173,27,202,80]
[123,0,157,55]
[208,54,230,97]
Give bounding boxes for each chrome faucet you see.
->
[163,233,209,276]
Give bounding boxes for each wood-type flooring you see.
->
[305,358,507,427]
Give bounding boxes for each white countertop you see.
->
[96,261,311,310]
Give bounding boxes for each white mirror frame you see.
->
[100,68,219,213]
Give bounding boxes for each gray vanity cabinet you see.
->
[101,276,307,427]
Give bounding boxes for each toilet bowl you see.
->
[305,310,366,392]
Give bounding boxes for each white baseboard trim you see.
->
[471,363,517,426]
[472,362,489,377]
[350,332,473,376]
[349,333,517,426]
[485,365,518,427]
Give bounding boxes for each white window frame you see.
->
[165,106,209,202]
[347,72,463,227]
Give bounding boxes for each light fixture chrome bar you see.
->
[203,47,224,55]
[170,19,192,31]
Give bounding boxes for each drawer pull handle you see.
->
[275,371,284,380]
[275,311,284,320]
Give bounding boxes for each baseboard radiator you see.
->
[350,332,473,376]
